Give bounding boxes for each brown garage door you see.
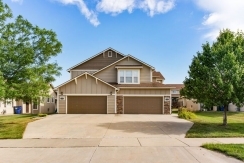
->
[124,97,162,114]
[67,96,107,114]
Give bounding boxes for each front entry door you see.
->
[26,102,29,113]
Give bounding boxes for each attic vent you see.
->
[108,51,112,57]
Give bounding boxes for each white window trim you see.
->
[171,90,180,94]
[47,97,50,103]
[33,103,39,110]
[108,51,112,57]
[51,97,54,103]
[117,69,140,84]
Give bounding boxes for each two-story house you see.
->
[55,48,175,114]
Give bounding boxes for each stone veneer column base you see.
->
[164,96,171,114]
[117,96,123,114]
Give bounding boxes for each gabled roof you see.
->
[153,71,165,80]
[93,55,155,75]
[67,47,126,72]
[54,72,118,90]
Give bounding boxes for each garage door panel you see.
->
[68,96,107,114]
[124,97,162,114]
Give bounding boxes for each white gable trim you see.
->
[127,55,154,70]
[54,72,118,90]
[67,47,126,72]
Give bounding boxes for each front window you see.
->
[33,103,38,110]
[126,70,132,83]
[118,69,139,84]
[133,71,138,83]
[119,71,124,83]
[171,90,179,94]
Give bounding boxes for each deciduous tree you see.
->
[0,0,62,103]
[181,29,244,126]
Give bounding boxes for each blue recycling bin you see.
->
[14,106,22,114]
[220,106,224,111]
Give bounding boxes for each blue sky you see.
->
[4,0,244,87]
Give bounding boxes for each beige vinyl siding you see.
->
[118,89,170,95]
[107,95,116,113]
[95,57,151,83]
[59,75,115,95]
[95,64,117,83]
[59,96,66,114]
[71,70,96,79]
[71,71,83,79]
[72,50,124,70]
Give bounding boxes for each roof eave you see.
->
[117,87,176,89]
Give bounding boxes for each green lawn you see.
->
[0,114,37,139]
[186,112,244,138]
[202,143,244,161]
[171,108,178,114]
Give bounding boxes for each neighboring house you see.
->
[55,48,176,114]
[227,103,244,112]
[32,84,57,114]
[152,71,165,84]
[178,98,201,111]
[161,84,201,111]
[163,84,183,108]
[0,84,56,114]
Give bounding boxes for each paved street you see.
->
[0,114,243,163]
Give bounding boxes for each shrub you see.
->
[38,114,47,117]
[178,108,197,120]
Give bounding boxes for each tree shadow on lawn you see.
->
[97,121,193,136]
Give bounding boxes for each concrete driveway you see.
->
[1,114,242,163]
[23,114,193,139]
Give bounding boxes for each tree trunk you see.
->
[223,105,228,126]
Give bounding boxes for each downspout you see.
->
[57,89,59,113]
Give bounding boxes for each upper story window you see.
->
[108,51,112,57]
[118,69,140,84]
[171,90,180,94]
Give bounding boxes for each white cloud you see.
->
[97,0,135,15]
[11,0,175,26]
[195,0,244,40]
[11,0,23,3]
[56,0,100,26]
[97,0,175,16]
[139,0,175,16]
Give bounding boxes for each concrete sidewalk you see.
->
[1,138,244,148]
[0,138,243,162]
